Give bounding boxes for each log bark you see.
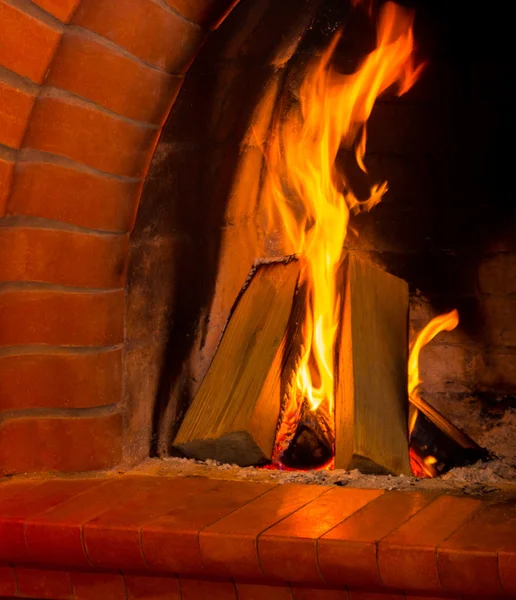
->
[173,260,300,466]
[334,253,412,475]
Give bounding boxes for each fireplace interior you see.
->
[0,0,515,597]
[126,0,515,478]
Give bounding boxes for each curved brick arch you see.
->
[0,0,240,475]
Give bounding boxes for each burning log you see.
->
[410,394,484,453]
[407,309,487,477]
[410,409,488,478]
[174,260,300,467]
[334,253,412,475]
[280,401,334,469]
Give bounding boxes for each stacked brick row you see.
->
[0,0,238,475]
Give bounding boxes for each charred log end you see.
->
[280,422,334,469]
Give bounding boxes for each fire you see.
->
[262,2,423,462]
[408,309,459,476]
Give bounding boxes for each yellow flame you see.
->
[262,2,423,430]
[408,309,459,404]
[407,309,459,477]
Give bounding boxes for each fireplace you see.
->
[1,0,515,597]
[0,0,511,477]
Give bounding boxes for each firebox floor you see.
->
[1,470,516,598]
[135,406,516,500]
[132,455,516,501]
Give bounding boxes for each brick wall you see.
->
[0,0,240,475]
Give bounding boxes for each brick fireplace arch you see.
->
[0,0,240,475]
[2,0,515,478]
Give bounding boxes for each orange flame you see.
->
[408,309,460,411]
[408,309,459,477]
[262,2,423,460]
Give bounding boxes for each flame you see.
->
[408,309,459,477]
[408,309,459,411]
[409,449,439,479]
[262,2,423,462]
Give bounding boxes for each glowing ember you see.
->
[408,309,459,476]
[262,2,423,464]
[409,448,439,479]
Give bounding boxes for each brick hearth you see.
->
[1,474,515,599]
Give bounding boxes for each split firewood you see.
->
[174,260,300,466]
[334,253,412,475]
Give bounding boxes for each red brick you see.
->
[0,0,61,83]
[348,593,404,600]
[439,503,516,595]
[16,567,72,599]
[499,549,516,595]
[8,159,142,232]
[0,147,15,216]
[0,412,122,475]
[47,29,182,124]
[459,597,504,600]
[0,564,16,597]
[70,571,126,600]
[292,586,349,600]
[378,495,482,593]
[32,0,80,22]
[25,476,162,569]
[141,480,273,575]
[164,0,238,27]
[0,287,124,346]
[405,597,461,600]
[259,488,384,585]
[72,0,205,73]
[125,573,181,599]
[0,71,37,149]
[0,349,122,410]
[236,582,293,599]
[200,484,328,581]
[84,477,220,571]
[179,578,236,600]
[0,226,129,288]
[292,589,348,600]
[0,478,44,503]
[0,478,102,562]
[24,91,160,178]
[318,492,435,588]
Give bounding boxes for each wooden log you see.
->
[173,260,300,466]
[410,392,483,450]
[335,253,412,475]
